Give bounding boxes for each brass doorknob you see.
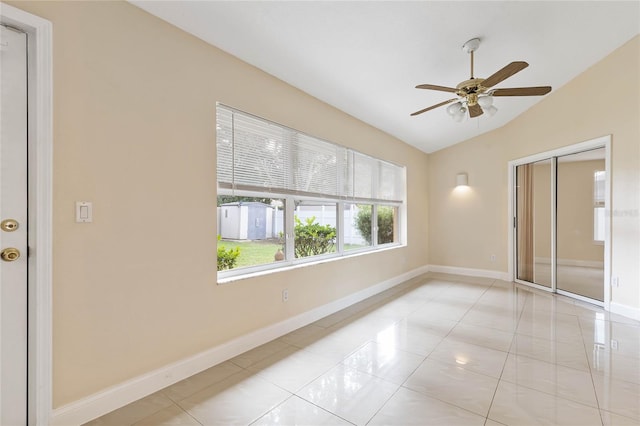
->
[1,248,20,262]
[1,219,19,232]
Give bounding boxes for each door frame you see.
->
[0,4,52,425]
[507,135,611,308]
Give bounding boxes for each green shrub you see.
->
[376,207,395,244]
[354,206,394,245]
[217,235,240,270]
[294,216,336,258]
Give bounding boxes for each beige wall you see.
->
[429,36,639,307]
[9,1,429,407]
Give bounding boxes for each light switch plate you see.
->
[76,201,93,223]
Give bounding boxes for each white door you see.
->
[0,24,28,425]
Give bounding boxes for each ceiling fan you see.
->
[411,38,552,120]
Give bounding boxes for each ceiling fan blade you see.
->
[415,84,458,93]
[468,104,483,118]
[492,86,552,96]
[410,98,458,116]
[482,61,529,88]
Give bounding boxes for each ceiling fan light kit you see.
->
[477,95,493,109]
[411,38,552,121]
[446,102,462,115]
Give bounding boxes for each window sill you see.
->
[217,243,405,285]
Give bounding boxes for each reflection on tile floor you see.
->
[84,273,640,426]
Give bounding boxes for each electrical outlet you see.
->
[282,289,289,302]
[612,277,619,288]
[490,254,496,262]
[611,339,619,350]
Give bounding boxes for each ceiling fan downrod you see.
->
[462,38,480,79]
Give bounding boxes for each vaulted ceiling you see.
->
[131,1,640,153]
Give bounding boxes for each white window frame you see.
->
[217,189,402,280]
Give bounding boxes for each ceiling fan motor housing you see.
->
[455,78,486,106]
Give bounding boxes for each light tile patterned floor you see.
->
[84,273,640,426]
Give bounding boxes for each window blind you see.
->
[216,104,405,203]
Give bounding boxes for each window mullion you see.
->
[284,197,295,261]
[337,202,344,253]
[372,205,378,246]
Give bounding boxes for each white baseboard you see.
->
[428,265,510,282]
[609,302,640,322]
[51,265,430,426]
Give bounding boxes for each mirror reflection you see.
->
[557,148,605,301]
[516,148,605,303]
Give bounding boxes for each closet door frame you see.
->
[507,135,611,308]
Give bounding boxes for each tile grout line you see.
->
[577,315,606,426]
[483,283,529,424]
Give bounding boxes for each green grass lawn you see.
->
[218,240,282,268]
[218,239,370,269]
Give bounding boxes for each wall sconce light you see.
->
[456,173,468,187]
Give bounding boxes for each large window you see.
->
[216,104,406,277]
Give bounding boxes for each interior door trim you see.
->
[507,135,611,308]
[0,5,53,425]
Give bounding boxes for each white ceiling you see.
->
[131,1,640,153]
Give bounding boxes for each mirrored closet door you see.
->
[514,146,606,305]
[516,159,552,288]
[556,148,605,302]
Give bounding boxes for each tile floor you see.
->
[85,273,640,426]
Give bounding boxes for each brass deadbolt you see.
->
[1,219,19,232]
[1,248,20,262]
